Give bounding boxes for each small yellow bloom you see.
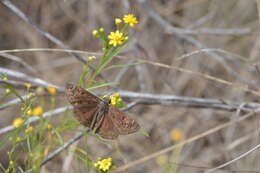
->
[115,18,122,25]
[123,14,138,27]
[12,118,24,128]
[32,106,43,116]
[109,93,123,107]
[92,30,98,36]
[16,137,22,142]
[94,157,113,172]
[108,30,126,47]
[24,83,32,90]
[87,56,96,61]
[99,28,104,32]
[25,126,33,133]
[26,109,33,116]
[36,87,45,95]
[47,124,53,130]
[47,86,57,95]
[9,160,14,167]
[170,128,184,142]
[5,88,11,94]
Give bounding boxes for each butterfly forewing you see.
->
[66,83,101,127]
[66,83,101,109]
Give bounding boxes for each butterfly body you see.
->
[65,83,140,139]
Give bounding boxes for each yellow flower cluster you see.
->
[92,14,138,48]
[12,117,24,128]
[94,157,113,172]
[27,106,44,116]
[87,56,96,61]
[109,93,122,107]
[25,126,33,133]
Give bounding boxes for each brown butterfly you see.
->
[65,83,140,139]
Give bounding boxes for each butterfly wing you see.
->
[108,107,140,135]
[66,83,101,127]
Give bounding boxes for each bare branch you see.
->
[0,67,62,90]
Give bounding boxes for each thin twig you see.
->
[0,67,62,90]
[205,143,260,173]
[0,53,38,74]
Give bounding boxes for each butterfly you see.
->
[65,83,140,139]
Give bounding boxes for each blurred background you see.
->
[1,0,260,172]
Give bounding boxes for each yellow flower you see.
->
[115,18,122,25]
[47,124,53,130]
[36,87,45,95]
[9,160,14,167]
[16,137,22,142]
[170,128,184,142]
[108,30,126,47]
[92,29,98,36]
[123,14,138,27]
[47,86,57,95]
[26,109,33,116]
[24,83,32,90]
[87,56,96,61]
[12,118,24,128]
[99,28,104,32]
[32,106,43,116]
[25,126,33,133]
[94,157,113,172]
[5,88,11,94]
[109,93,123,107]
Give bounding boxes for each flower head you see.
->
[12,118,24,128]
[94,157,113,172]
[26,109,33,116]
[123,14,138,27]
[109,93,124,108]
[92,30,98,36]
[47,86,57,95]
[115,18,122,25]
[87,56,96,61]
[24,83,32,90]
[47,124,53,130]
[170,128,184,142]
[25,126,33,133]
[36,87,45,95]
[5,88,11,94]
[32,106,43,116]
[108,30,126,47]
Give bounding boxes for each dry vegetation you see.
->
[1,0,260,172]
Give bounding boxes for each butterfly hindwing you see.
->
[108,107,140,135]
